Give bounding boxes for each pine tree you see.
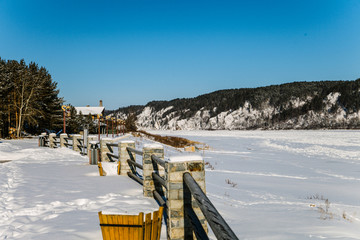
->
[125,112,137,132]
[0,58,63,137]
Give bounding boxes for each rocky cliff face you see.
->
[111,80,360,130]
[114,92,360,130]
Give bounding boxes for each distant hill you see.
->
[109,79,360,130]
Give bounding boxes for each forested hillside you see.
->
[0,58,63,138]
[111,79,360,130]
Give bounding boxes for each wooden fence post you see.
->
[72,134,82,152]
[142,144,164,198]
[119,140,135,175]
[165,155,207,240]
[49,133,56,148]
[60,133,67,148]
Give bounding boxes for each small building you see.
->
[75,107,104,116]
[75,100,105,116]
[74,100,106,133]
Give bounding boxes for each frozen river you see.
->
[151,130,360,239]
[1,130,360,239]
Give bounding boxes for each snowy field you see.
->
[1,130,360,239]
[150,130,360,239]
[0,137,161,240]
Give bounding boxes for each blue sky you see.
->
[1,0,359,109]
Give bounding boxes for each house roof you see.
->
[75,107,104,116]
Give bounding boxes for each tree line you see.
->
[114,78,360,127]
[0,58,63,138]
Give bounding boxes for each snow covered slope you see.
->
[133,93,360,130]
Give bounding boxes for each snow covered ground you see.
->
[1,130,360,239]
[150,130,360,239]
[0,138,161,239]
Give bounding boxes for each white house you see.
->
[75,100,105,116]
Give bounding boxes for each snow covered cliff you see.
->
[131,93,359,130]
[112,80,360,130]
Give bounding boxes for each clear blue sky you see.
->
[1,0,359,109]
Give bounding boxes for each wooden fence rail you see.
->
[151,155,165,168]
[127,147,143,156]
[151,173,166,190]
[125,146,144,185]
[39,134,238,239]
[127,159,143,170]
[104,142,118,161]
[184,172,239,240]
[44,135,49,147]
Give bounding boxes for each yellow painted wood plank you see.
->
[144,213,152,240]
[98,207,163,240]
[98,162,104,176]
[118,214,124,240]
[102,213,110,240]
[109,215,116,240]
[151,210,158,240]
[106,215,113,240]
[156,207,164,240]
[129,214,135,239]
[98,212,107,240]
[123,215,129,240]
[137,212,144,240]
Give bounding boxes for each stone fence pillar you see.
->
[72,134,82,152]
[49,133,56,148]
[100,138,116,162]
[60,133,67,148]
[119,140,136,175]
[142,144,164,198]
[165,155,207,240]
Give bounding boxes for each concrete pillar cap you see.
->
[101,137,113,141]
[143,143,163,149]
[169,155,203,162]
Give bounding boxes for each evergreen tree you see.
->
[125,113,137,132]
[0,58,62,137]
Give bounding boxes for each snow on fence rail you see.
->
[39,133,238,239]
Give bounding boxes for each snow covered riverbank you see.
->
[1,130,360,239]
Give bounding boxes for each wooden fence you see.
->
[98,207,164,240]
[40,133,99,164]
[184,173,238,240]
[126,147,144,185]
[100,140,238,240]
[39,133,238,239]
